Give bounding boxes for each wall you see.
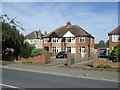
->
[19,53,50,64]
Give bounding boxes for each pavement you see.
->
[1,61,119,82]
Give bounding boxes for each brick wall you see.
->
[19,53,50,64]
[93,59,120,68]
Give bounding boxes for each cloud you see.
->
[2,2,118,43]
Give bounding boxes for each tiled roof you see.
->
[43,24,94,38]
[25,30,44,39]
[108,26,120,35]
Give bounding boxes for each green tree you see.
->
[109,44,120,62]
[1,14,26,59]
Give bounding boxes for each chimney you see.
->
[44,31,47,35]
[38,30,42,38]
[66,22,71,28]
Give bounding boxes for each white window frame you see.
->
[112,34,119,42]
[29,39,34,44]
[52,47,61,53]
[51,38,61,43]
[44,38,49,43]
[79,47,85,53]
[65,37,75,43]
[66,47,76,53]
[80,36,85,43]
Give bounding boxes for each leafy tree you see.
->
[106,40,109,47]
[95,40,109,48]
[99,40,105,45]
[109,44,120,62]
[1,14,26,59]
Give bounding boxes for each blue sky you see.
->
[2,2,118,43]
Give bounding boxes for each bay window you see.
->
[52,47,61,53]
[66,47,76,53]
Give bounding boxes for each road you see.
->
[2,68,119,89]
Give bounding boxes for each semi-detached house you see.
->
[42,22,95,57]
[108,26,120,52]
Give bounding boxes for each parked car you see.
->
[56,51,67,58]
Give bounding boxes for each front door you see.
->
[80,47,85,57]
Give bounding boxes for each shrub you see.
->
[97,65,112,68]
[97,65,104,68]
[19,43,35,58]
[31,48,51,57]
[31,48,43,57]
[109,44,120,62]
[104,65,112,68]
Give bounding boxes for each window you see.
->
[79,47,85,53]
[65,37,75,43]
[51,38,61,43]
[44,38,49,43]
[66,47,76,53]
[52,47,61,53]
[29,39,34,43]
[112,34,119,42]
[80,37,85,43]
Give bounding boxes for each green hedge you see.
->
[19,44,51,58]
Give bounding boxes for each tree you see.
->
[1,14,25,59]
[109,44,120,62]
[106,40,109,47]
[99,40,105,45]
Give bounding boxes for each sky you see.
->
[2,2,118,43]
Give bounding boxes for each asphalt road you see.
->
[2,68,119,89]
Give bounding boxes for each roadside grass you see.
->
[22,61,43,65]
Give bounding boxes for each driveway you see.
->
[46,56,66,67]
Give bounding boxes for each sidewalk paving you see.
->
[1,62,119,82]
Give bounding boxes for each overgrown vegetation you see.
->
[109,44,120,62]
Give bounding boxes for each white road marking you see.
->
[0,83,19,88]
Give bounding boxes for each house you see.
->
[108,26,120,52]
[42,22,95,57]
[25,30,45,48]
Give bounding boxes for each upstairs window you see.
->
[29,39,34,43]
[44,38,49,43]
[80,37,85,43]
[65,37,75,43]
[112,34,119,42]
[51,38,61,43]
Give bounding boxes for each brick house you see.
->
[25,30,45,48]
[42,22,95,57]
[108,26,120,52]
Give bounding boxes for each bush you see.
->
[109,44,120,62]
[19,43,35,58]
[31,48,43,57]
[97,65,112,68]
[104,65,112,68]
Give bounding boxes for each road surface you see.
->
[2,68,119,89]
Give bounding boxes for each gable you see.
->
[49,32,59,38]
[63,31,75,37]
